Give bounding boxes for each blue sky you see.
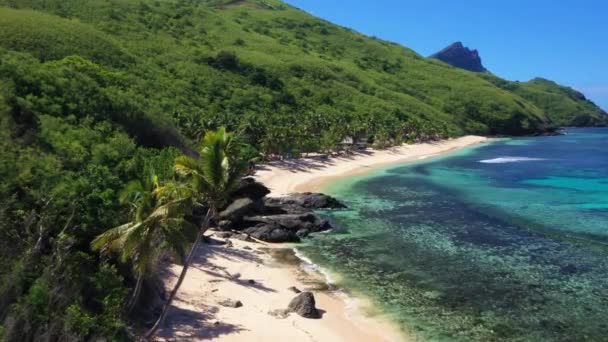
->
[284,0,608,110]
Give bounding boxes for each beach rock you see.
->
[232,233,255,242]
[296,229,310,238]
[218,299,243,308]
[245,213,317,228]
[244,223,300,243]
[218,220,233,231]
[264,193,346,210]
[232,177,270,200]
[288,286,302,294]
[215,231,232,239]
[268,308,290,319]
[287,292,321,319]
[219,198,263,223]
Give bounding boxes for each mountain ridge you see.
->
[430,41,487,73]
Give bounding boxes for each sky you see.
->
[283,0,608,110]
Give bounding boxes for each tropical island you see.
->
[0,0,606,341]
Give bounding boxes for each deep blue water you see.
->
[300,128,608,341]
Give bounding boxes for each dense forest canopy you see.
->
[0,0,605,340]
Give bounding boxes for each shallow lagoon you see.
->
[300,128,608,341]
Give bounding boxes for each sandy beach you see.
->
[156,238,407,342]
[156,136,489,341]
[256,136,489,196]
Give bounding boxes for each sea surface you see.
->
[299,128,608,341]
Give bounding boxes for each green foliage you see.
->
[481,75,608,127]
[0,7,133,66]
[146,128,252,338]
[1,0,600,158]
[64,303,95,338]
[24,279,49,324]
[173,127,249,206]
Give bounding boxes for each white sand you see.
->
[256,136,488,196]
[156,136,489,341]
[156,238,406,341]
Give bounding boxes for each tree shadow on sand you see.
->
[258,149,382,173]
[194,242,277,293]
[201,268,276,292]
[157,305,247,340]
[192,242,265,266]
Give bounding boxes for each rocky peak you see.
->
[430,41,487,73]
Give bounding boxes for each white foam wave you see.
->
[293,247,336,285]
[479,156,545,164]
[292,248,357,310]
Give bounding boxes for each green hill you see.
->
[480,75,607,127]
[1,0,603,154]
[0,0,606,340]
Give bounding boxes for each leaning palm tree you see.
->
[146,127,248,338]
[91,170,196,313]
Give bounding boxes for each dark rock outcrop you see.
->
[287,292,321,319]
[232,177,270,200]
[430,42,487,73]
[218,197,263,224]
[244,222,300,243]
[288,286,302,294]
[265,192,346,210]
[214,231,233,239]
[218,191,345,243]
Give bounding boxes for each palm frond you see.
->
[121,223,149,262]
[91,222,140,252]
[119,180,145,205]
[175,155,201,178]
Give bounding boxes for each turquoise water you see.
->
[300,128,608,341]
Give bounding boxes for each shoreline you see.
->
[255,135,490,196]
[157,136,489,341]
[157,238,406,341]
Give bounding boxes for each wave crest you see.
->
[479,156,545,164]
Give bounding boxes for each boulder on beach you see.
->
[232,177,270,200]
[218,299,243,308]
[287,292,321,319]
[265,192,346,210]
[288,286,302,294]
[244,222,300,243]
[219,197,263,223]
[219,186,343,242]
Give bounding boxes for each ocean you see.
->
[298,128,608,341]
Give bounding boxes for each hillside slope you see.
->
[0,1,604,152]
[481,75,607,127]
[0,0,566,150]
[430,41,607,127]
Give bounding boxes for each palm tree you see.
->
[91,170,196,313]
[146,127,248,338]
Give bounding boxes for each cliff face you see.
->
[430,42,487,72]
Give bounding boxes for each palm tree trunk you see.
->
[145,206,215,339]
[127,274,144,313]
